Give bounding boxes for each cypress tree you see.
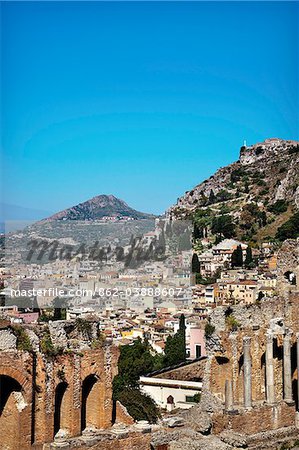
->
[209,189,216,204]
[244,245,253,268]
[179,314,186,361]
[191,253,201,273]
[231,245,243,268]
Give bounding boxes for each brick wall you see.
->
[0,343,119,449]
[212,402,296,435]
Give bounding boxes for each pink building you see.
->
[188,326,206,360]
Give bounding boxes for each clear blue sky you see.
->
[2,1,298,216]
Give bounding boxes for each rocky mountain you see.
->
[44,194,155,221]
[169,138,299,242]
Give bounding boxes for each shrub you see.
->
[268,200,288,215]
[276,212,299,241]
[255,146,264,156]
[288,145,299,155]
[211,215,235,238]
[91,334,105,349]
[11,325,32,352]
[225,315,241,332]
[205,322,216,338]
[75,318,93,339]
[115,388,160,423]
[257,179,266,187]
[40,326,62,357]
[216,190,233,202]
[230,167,246,183]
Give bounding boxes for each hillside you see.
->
[168,138,299,242]
[44,194,155,221]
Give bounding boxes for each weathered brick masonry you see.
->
[0,342,119,450]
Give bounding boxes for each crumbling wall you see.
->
[152,359,206,382]
[212,402,296,435]
[0,321,120,449]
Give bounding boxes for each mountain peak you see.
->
[239,138,298,165]
[44,195,155,221]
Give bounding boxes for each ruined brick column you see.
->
[283,333,293,403]
[297,333,299,411]
[225,380,233,411]
[266,332,275,404]
[243,336,252,409]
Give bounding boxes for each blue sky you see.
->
[2,1,298,217]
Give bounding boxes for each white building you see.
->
[139,376,202,410]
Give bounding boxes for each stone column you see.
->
[297,333,299,410]
[265,332,275,404]
[225,380,233,411]
[243,336,252,409]
[283,333,293,403]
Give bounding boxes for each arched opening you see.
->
[0,375,22,415]
[167,395,174,405]
[81,374,98,432]
[284,271,296,285]
[54,382,68,437]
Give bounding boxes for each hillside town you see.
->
[0,218,285,354]
[1,137,299,449]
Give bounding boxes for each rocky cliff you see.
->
[169,138,299,241]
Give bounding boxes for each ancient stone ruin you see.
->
[1,240,299,450]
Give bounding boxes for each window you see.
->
[196,344,202,358]
[185,395,195,403]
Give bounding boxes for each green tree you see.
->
[179,314,186,359]
[193,209,212,239]
[208,189,216,204]
[205,322,215,338]
[258,211,267,227]
[268,200,288,215]
[244,245,253,268]
[231,245,243,268]
[164,314,186,366]
[112,338,162,423]
[115,338,157,388]
[216,190,232,202]
[211,215,235,239]
[276,212,299,241]
[115,388,160,423]
[191,253,200,273]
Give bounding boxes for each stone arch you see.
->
[0,373,31,449]
[53,381,69,437]
[0,375,23,414]
[81,374,100,431]
[0,366,30,400]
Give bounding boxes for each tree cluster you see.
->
[113,316,187,423]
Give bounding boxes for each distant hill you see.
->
[0,203,52,221]
[0,203,53,233]
[43,194,155,221]
[168,138,299,242]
